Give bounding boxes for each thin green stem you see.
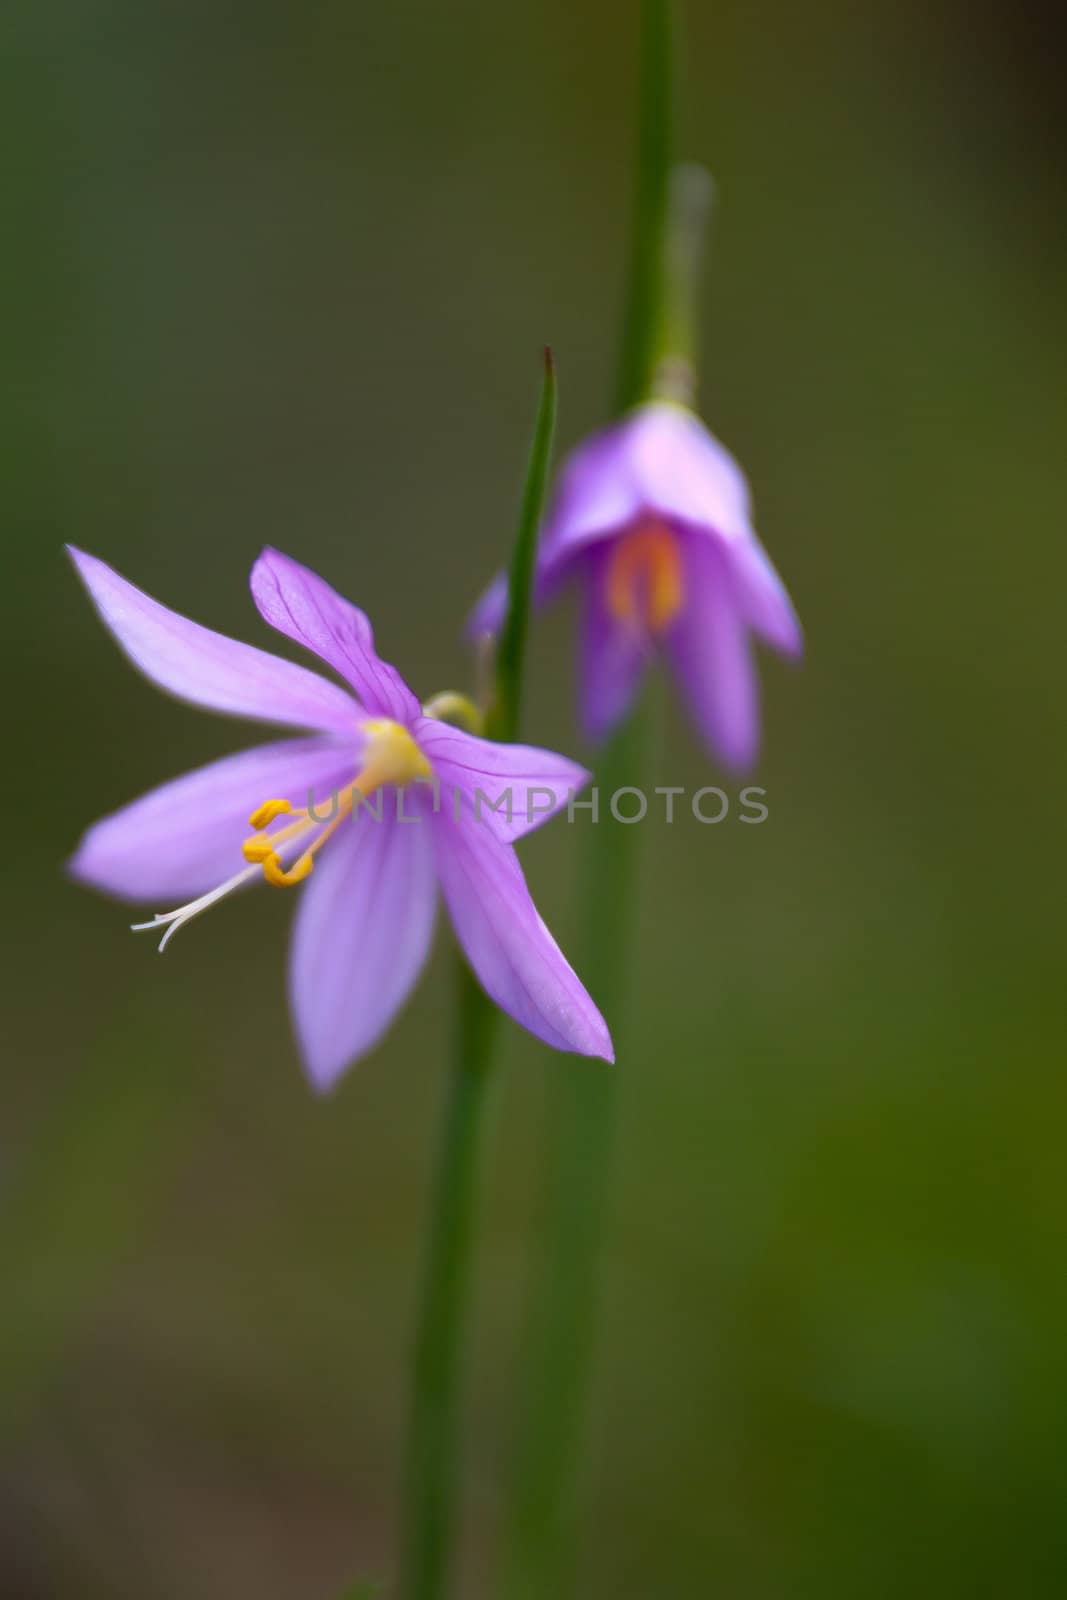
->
[615,0,675,414]
[487,348,557,745]
[651,162,714,406]
[400,964,497,1600]
[500,713,647,1600]
[397,353,558,1600]
[500,1,678,1591]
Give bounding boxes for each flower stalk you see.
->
[650,162,715,406]
[500,710,648,1600]
[615,0,677,416]
[399,351,558,1600]
[501,3,682,1594]
[399,963,497,1600]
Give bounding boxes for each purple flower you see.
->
[469,401,802,769]
[68,546,612,1088]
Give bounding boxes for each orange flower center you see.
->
[605,521,683,634]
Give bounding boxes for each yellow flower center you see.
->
[243,719,430,889]
[605,520,683,634]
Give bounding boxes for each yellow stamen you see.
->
[244,719,432,889]
[248,798,292,830]
[267,800,352,886]
[262,851,314,888]
[137,721,438,945]
[241,836,277,865]
[241,812,314,865]
[605,521,683,634]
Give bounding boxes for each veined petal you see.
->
[579,546,650,743]
[67,548,357,733]
[69,737,355,903]
[250,547,420,724]
[288,802,437,1091]
[727,537,803,658]
[665,537,759,771]
[414,716,590,843]
[432,809,613,1060]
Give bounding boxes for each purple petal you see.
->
[69,737,355,903]
[619,403,754,542]
[67,548,357,733]
[466,572,508,639]
[578,546,650,743]
[288,803,437,1091]
[540,402,754,563]
[467,407,772,647]
[250,547,420,724]
[539,420,647,557]
[432,808,613,1060]
[665,537,760,771]
[727,537,803,658]
[465,558,573,642]
[414,716,590,842]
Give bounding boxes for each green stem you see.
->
[500,713,647,1600]
[651,162,714,406]
[487,348,557,744]
[500,0,678,1590]
[400,963,497,1600]
[398,353,558,1600]
[615,0,675,413]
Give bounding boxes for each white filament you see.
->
[132,863,262,953]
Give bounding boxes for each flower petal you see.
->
[578,546,650,743]
[541,402,754,563]
[67,547,357,733]
[620,403,754,542]
[467,406,759,643]
[728,537,803,658]
[540,420,647,557]
[432,809,613,1060]
[69,737,355,903]
[288,802,437,1090]
[466,572,508,639]
[465,561,571,641]
[414,716,590,843]
[665,537,760,771]
[250,547,420,724]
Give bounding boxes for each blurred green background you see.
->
[5,0,1067,1594]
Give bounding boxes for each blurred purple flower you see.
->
[470,401,802,769]
[68,546,612,1088]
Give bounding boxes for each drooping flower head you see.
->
[469,401,802,769]
[68,546,612,1088]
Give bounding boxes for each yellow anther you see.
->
[605,521,683,634]
[242,835,278,865]
[261,851,314,888]
[242,721,429,891]
[248,798,292,830]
